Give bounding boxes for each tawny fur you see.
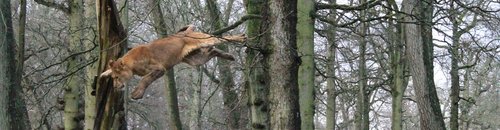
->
[100,25,245,99]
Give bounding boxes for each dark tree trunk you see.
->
[244,0,271,129]
[267,0,301,129]
[402,0,446,129]
[94,0,128,129]
[1,0,32,129]
[0,0,15,128]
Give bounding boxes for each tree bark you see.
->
[0,0,14,128]
[64,0,85,129]
[418,1,447,129]
[267,0,301,129]
[147,0,183,129]
[402,0,445,129]
[355,0,369,129]
[84,0,98,129]
[387,1,407,129]
[449,4,460,129]
[244,0,270,129]
[0,0,32,129]
[297,0,315,129]
[94,0,128,129]
[325,1,337,129]
[14,0,33,129]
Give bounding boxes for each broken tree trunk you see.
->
[93,0,128,129]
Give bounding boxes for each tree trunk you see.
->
[387,1,407,129]
[390,23,407,130]
[0,0,32,129]
[449,6,460,130]
[297,0,315,129]
[325,1,337,129]
[64,0,85,129]
[449,32,459,130]
[14,0,33,129]
[84,0,98,129]
[94,0,128,129]
[16,0,26,89]
[205,0,241,129]
[297,0,315,130]
[419,0,447,129]
[147,0,183,129]
[355,0,369,129]
[402,0,445,129]
[189,68,203,130]
[267,0,301,129]
[0,0,14,128]
[244,0,270,129]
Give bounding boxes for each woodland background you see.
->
[0,0,499,130]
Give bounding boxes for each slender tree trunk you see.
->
[267,0,301,129]
[325,1,337,129]
[389,24,407,130]
[205,0,241,129]
[15,0,32,129]
[297,0,315,129]
[449,5,460,130]
[16,0,26,87]
[387,1,407,129]
[355,0,369,129]
[64,0,85,129]
[448,2,477,129]
[244,0,270,129]
[84,0,98,129]
[94,0,128,129]
[449,36,459,130]
[325,21,338,130]
[147,0,183,129]
[402,0,445,129]
[0,0,14,128]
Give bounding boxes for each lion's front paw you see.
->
[131,88,145,99]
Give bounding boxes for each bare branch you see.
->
[211,14,262,35]
[33,0,70,14]
[315,0,382,11]
[315,13,394,28]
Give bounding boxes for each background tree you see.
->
[64,0,85,129]
[147,0,183,129]
[83,0,98,129]
[402,0,446,129]
[297,0,316,129]
[244,0,270,129]
[13,0,33,129]
[386,0,408,129]
[0,0,15,128]
[354,0,370,129]
[267,0,301,129]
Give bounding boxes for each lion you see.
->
[100,25,245,99]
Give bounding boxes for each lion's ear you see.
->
[108,60,114,68]
[109,59,124,68]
